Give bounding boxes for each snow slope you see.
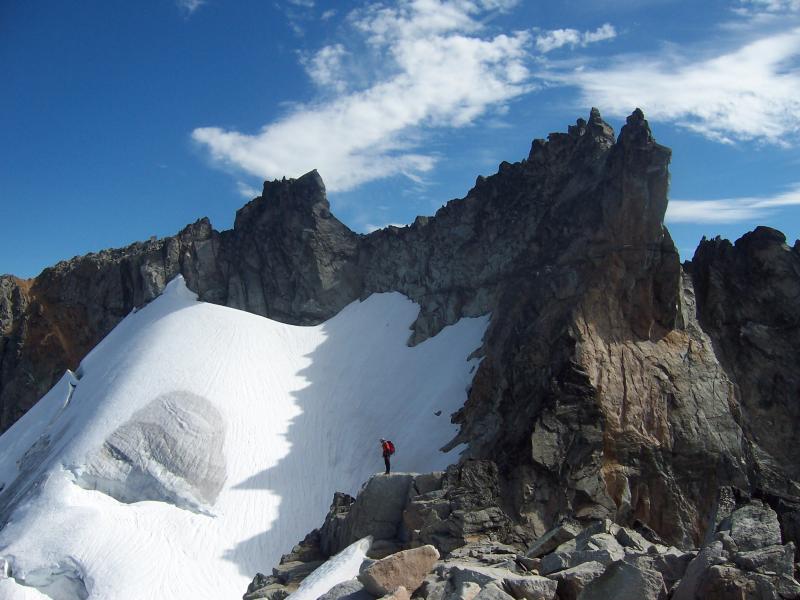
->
[0,277,488,600]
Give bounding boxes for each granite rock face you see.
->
[689,226,800,539]
[4,109,800,557]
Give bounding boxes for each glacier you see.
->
[0,277,488,599]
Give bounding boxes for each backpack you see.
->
[385,440,396,455]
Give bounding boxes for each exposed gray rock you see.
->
[416,575,451,600]
[616,527,654,553]
[546,561,605,600]
[539,532,625,575]
[671,541,728,600]
[540,547,623,576]
[449,565,515,588]
[503,574,558,600]
[272,560,324,587]
[691,226,800,502]
[473,583,515,600]
[515,556,540,572]
[280,528,326,564]
[647,550,695,590]
[368,539,405,559]
[317,578,373,600]
[448,581,481,600]
[413,472,445,496]
[243,573,289,600]
[577,558,667,600]
[695,564,796,599]
[321,475,414,556]
[732,543,795,578]
[726,500,782,552]
[404,461,517,554]
[525,523,581,558]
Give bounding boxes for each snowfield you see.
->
[0,277,488,600]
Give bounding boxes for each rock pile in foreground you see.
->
[245,471,800,600]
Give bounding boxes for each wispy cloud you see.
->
[737,0,800,13]
[301,43,348,93]
[192,0,532,192]
[667,184,800,223]
[535,23,616,53]
[235,181,260,199]
[176,0,205,16]
[547,26,800,145]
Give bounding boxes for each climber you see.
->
[380,438,395,474]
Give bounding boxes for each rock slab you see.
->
[358,545,440,596]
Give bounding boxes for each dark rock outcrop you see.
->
[4,109,800,560]
[245,477,800,600]
[689,226,800,502]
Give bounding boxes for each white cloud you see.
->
[667,184,800,223]
[548,27,800,144]
[235,181,260,199]
[176,0,205,15]
[193,0,532,192]
[535,23,616,53]
[288,0,315,7]
[739,0,800,12]
[302,43,348,92]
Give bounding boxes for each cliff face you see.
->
[2,109,798,551]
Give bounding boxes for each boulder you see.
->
[539,534,625,576]
[322,474,415,555]
[727,501,782,552]
[450,581,481,600]
[671,541,728,600]
[413,472,445,495]
[647,550,695,590]
[379,586,411,600]
[732,543,795,577]
[358,545,439,596]
[503,574,558,600]
[546,561,605,600]
[272,560,324,587]
[280,528,326,564]
[577,559,667,600]
[368,540,405,560]
[449,565,511,588]
[515,556,540,572]
[525,523,581,559]
[540,548,625,575]
[318,579,373,600]
[473,583,515,600]
[615,527,654,553]
[242,572,289,600]
[415,575,450,600]
[696,565,782,599]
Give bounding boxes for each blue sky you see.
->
[3,0,800,279]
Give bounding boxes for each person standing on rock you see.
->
[380,438,395,474]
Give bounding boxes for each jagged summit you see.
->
[2,109,800,572]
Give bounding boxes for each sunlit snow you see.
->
[0,277,487,599]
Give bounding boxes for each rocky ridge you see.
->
[244,471,800,600]
[2,109,800,560]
